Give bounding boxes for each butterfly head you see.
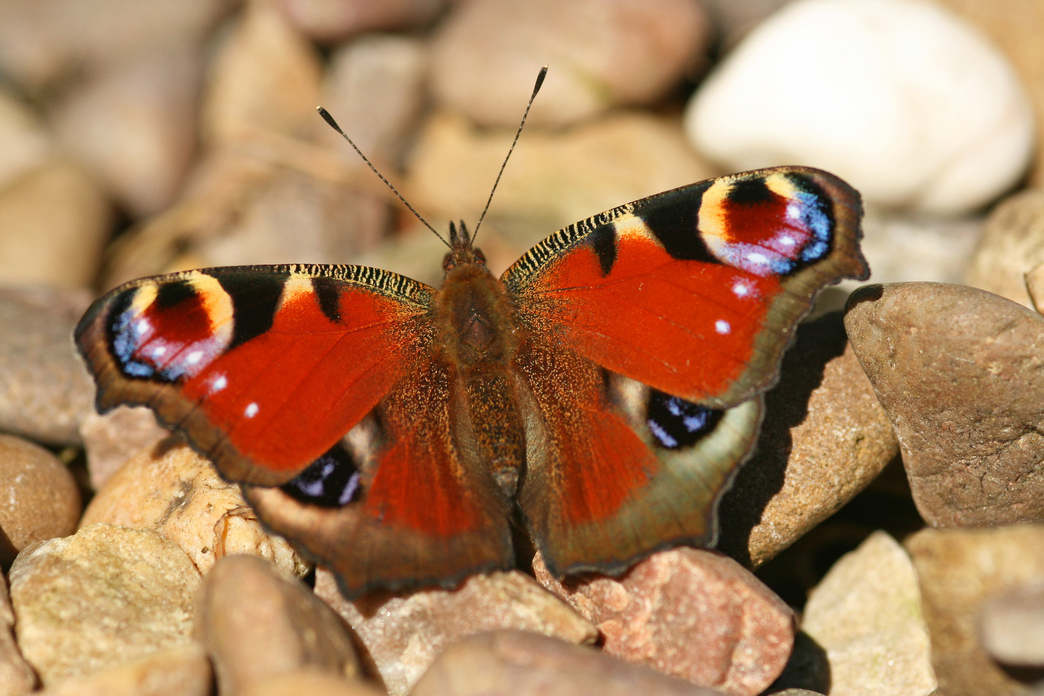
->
[443,220,487,271]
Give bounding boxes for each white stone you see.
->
[685,0,1034,215]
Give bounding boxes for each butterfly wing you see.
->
[77,263,516,594]
[503,166,867,575]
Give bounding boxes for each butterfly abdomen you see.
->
[434,256,526,496]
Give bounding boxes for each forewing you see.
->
[503,166,868,408]
[75,264,435,486]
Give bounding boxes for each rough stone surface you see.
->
[411,630,729,696]
[965,189,1044,309]
[0,435,81,566]
[0,287,96,445]
[195,555,359,696]
[430,0,710,127]
[0,573,34,696]
[906,525,1044,696]
[316,569,597,696]
[978,582,1044,667]
[717,312,899,568]
[686,0,1034,215]
[801,532,937,696]
[844,282,1044,527]
[79,405,170,491]
[533,548,794,696]
[9,524,201,687]
[80,443,309,578]
[37,642,211,696]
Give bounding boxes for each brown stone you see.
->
[38,642,211,696]
[406,110,717,275]
[195,555,359,696]
[0,573,34,696]
[9,524,201,687]
[238,668,386,696]
[279,0,446,42]
[965,189,1044,309]
[844,282,1044,527]
[411,630,728,696]
[81,442,308,578]
[906,524,1044,696]
[0,87,52,191]
[0,435,81,566]
[79,405,170,491]
[201,0,322,144]
[0,161,112,288]
[533,548,794,696]
[316,569,597,696]
[717,312,899,567]
[429,0,710,127]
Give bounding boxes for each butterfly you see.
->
[75,160,868,598]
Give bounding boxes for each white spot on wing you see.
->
[209,373,228,394]
[715,320,731,335]
[244,402,259,418]
[151,346,166,357]
[187,350,204,365]
[732,281,750,298]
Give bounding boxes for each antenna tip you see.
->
[534,66,548,94]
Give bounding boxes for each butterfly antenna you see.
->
[471,65,548,241]
[316,106,450,248]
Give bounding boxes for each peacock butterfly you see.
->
[75,71,868,599]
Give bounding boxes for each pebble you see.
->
[278,0,446,43]
[532,548,794,696]
[0,0,230,93]
[81,443,310,578]
[965,189,1044,309]
[685,0,1034,215]
[979,582,1044,667]
[928,0,1044,190]
[716,312,898,568]
[201,0,323,144]
[78,405,171,491]
[0,572,34,696]
[1028,262,1044,312]
[411,630,728,696]
[406,111,717,273]
[844,282,1044,527]
[195,555,360,696]
[0,160,112,287]
[850,206,983,290]
[50,43,203,217]
[9,524,200,687]
[801,532,937,696]
[906,525,1044,696]
[0,88,52,192]
[238,669,387,696]
[429,0,711,127]
[37,642,211,696]
[0,287,96,445]
[0,435,81,567]
[318,35,428,167]
[315,569,597,696]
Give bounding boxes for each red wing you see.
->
[515,338,763,577]
[243,355,514,598]
[75,264,435,486]
[503,167,868,408]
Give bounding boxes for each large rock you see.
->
[685,0,1034,214]
[844,282,1044,527]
